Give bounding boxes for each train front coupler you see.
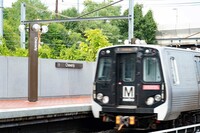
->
[115,116,135,130]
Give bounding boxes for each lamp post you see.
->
[19,23,48,102]
[28,23,40,102]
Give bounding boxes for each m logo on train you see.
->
[123,86,135,102]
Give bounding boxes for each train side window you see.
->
[194,56,200,83]
[170,57,180,85]
[143,57,161,82]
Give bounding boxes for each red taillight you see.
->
[143,85,160,90]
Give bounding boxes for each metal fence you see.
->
[150,123,200,133]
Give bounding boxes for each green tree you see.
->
[61,7,79,30]
[3,19,20,50]
[12,48,28,57]
[143,10,157,44]
[3,0,51,50]
[134,4,145,40]
[41,23,83,58]
[116,4,157,44]
[74,0,121,44]
[59,44,79,60]
[38,44,53,58]
[78,29,112,61]
[0,38,10,56]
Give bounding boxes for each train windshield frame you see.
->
[97,57,112,81]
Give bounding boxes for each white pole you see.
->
[128,0,134,44]
[0,0,3,41]
[77,0,79,13]
[20,3,26,48]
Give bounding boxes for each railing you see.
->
[150,123,200,133]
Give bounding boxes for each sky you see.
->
[4,0,200,30]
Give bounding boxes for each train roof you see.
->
[99,44,200,53]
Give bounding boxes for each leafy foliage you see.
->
[38,44,53,58]
[59,44,79,60]
[134,4,145,40]
[0,38,10,56]
[3,19,20,50]
[143,10,157,44]
[2,0,158,60]
[74,0,121,44]
[12,48,28,57]
[79,29,112,61]
[117,4,157,44]
[61,7,79,30]
[4,0,51,50]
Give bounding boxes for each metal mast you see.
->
[128,0,134,44]
[0,0,3,40]
[20,3,26,48]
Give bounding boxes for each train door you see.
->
[116,53,137,106]
[194,56,200,106]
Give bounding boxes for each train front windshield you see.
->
[118,54,136,82]
[97,58,112,81]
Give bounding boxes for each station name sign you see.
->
[55,62,83,69]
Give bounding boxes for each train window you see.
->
[119,54,136,82]
[194,56,200,83]
[97,57,112,81]
[143,57,161,82]
[170,57,180,85]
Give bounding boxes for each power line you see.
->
[25,3,71,19]
[135,1,200,7]
[77,0,123,18]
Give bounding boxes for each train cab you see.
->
[92,45,166,129]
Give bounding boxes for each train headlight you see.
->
[145,49,150,54]
[102,96,109,104]
[146,97,154,106]
[154,94,162,102]
[97,93,103,100]
[106,50,110,54]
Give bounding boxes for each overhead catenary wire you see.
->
[25,0,124,20]
[25,3,71,19]
[77,0,123,18]
[22,0,126,24]
[134,1,200,7]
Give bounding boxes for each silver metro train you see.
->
[92,44,200,130]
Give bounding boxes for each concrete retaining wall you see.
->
[0,56,95,98]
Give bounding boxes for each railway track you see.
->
[2,116,200,133]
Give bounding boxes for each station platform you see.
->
[0,96,92,121]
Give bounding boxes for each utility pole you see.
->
[0,0,3,40]
[20,3,26,48]
[128,0,134,44]
[55,0,58,18]
[77,0,79,13]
